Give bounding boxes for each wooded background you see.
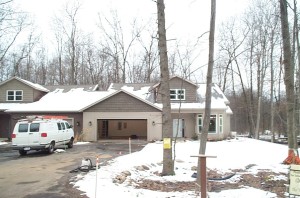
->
[1,0,299,138]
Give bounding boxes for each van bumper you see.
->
[11,144,50,151]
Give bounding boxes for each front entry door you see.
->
[173,119,184,138]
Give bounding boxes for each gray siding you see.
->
[156,77,198,103]
[0,79,46,103]
[85,92,161,112]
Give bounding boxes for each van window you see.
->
[30,123,40,132]
[18,124,28,132]
[65,122,71,129]
[57,123,62,130]
[61,123,66,130]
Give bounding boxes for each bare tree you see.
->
[157,0,174,176]
[137,26,159,83]
[52,1,82,85]
[279,0,299,164]
[0,0,28,63]
[197,0,216,185]
[97,10,142,83]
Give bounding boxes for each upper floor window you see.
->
[7,90,23,101]
[170,89,185,100]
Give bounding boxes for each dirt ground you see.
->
[134,168,288,197]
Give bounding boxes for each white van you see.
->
[11,116,74,155]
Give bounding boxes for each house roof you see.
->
[152,75,198,89]
[44,84,98,92]
[197,83,230,105]
[5,88,116,113]
[5,85,161,113]
[153,83,231,112]
[108,83,154,101]
[0,103,23,111]
[82,89,161,112]
[0,76,49,92]
[4,79,231,114]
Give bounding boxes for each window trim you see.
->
[170,89,185,100]
[197,114,217,134]
[198,114,203,133]
[6,90,23,101]
[219,114,223,133]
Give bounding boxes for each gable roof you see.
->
[5,88,116,113]
[44,84,98,92]
[154,83,231,112]
[82,89,161,112]
[108,83,154,101]
[5,86,161,113]
[152,75,198,89]
[0,76,49,92]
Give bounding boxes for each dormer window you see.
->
[7,90,23,101]
[170,89,185,100]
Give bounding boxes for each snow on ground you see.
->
[0,141,7,146]
[74,142,91,145]
[73,138,294,197]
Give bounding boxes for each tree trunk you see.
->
[270,29,275,143]
[280,0,299,164]
[157,0,174,176]
[197,0,216,184]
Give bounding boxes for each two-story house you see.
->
[2,76,232,141]
[0,77,49,138]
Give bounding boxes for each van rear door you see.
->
[28,123,41,146]
[13,123,29,145]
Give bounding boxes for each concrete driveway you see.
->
[0,140,147,198]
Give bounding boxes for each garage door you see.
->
[97,119,147,139]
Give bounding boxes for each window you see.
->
[170,89,185,100]
[30,123,40,132]
[7,90,23,101]
[198,114,203,132]
[197,114,217,133]
[18,124,28,133]
[57,123,62,130]
[118,122,122,130]
[209,115,216,133]
[65,122,71,129]
[61,123,66,130]
[219,114,223,133]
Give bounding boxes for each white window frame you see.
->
[170,89,185,100]
[219,114,223,133]
[6,90,23,101]
[197,114,217,134]
[197,114,203,133]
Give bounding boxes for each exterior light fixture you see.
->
[88,121,92,126]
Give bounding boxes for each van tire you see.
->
[67,138,74,148]
[48,142,55,154]
[19,150,27,156]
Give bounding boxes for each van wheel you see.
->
[48,142,55,154]
[67,138,74,148]
[19,150,27,156]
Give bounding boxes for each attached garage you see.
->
[97,119,147,139]
[82,91,162,141]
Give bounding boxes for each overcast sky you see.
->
[13,0,250,82]
[15,0,250,44]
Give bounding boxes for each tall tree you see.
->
[157,0,174,176]
[280,0,299,164]
[197,0,216,183]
